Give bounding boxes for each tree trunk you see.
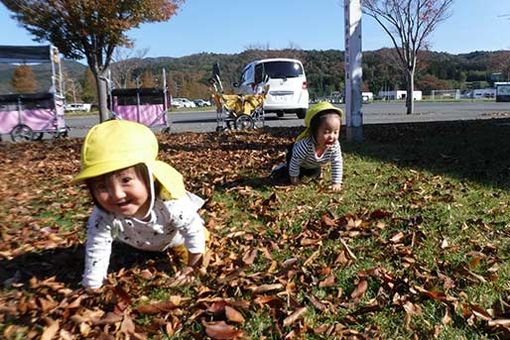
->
[406,69,414,115]
[95,70,110,122]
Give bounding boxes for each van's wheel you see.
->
[235,115,254,130]
[162,126,171,134]
[296,109,306,119]
[277,112,284,118]
[11,124,34,142]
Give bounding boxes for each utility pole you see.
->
[344,0,363,141]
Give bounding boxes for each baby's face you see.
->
[315,115,341,149]
[89,167,150,219]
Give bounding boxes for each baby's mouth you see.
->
[116,200,131,207]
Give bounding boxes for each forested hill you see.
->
[1,48,509,100]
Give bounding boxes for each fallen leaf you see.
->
[204,321,243,339]
[283,307,307,327]
[41,319,59,340]
[319,274,336,288]
[225,306,245,323]
[351,280,368,299]
[242,248,258,266]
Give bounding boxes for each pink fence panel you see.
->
[21,109,56,131]
[114,104,166,126]
[0,110,20,134]
[113,105,136,122]
[138,104,166,126]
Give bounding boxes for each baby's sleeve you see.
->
[165,196,206,254]
[288,141,307,177]
[330,143,343,185]
[82,208,114,289]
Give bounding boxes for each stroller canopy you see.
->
[0,45,53,64]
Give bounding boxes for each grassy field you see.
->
[0,118,509,338]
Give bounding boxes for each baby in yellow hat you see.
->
[73,120,208,289]
[272,102,343,191]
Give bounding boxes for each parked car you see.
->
[65,103,92,112]
[171,97,196,108]
[234,58,309,119]
[193,99,211,107]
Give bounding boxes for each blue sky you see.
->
[1,0,509,59]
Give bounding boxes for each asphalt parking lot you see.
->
[61,101,510,138]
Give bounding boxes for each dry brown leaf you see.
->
[350,280,368,299]
[321,214,337,227]
[390,232,404,243]
[204,321,243,339]
[136,298,181,314]
[488,319,510,327]
[120,314,136,335]
[319,274,336,288]
[283,307,307,327]
[242,248,258,266]
[93,312,123,325]
[41,319,59,340]
[225,305,245,324]
[251,283,284,294]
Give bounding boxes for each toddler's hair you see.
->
[309,110,342,139]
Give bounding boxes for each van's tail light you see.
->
[302,81,308,89]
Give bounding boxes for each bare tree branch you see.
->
[362,0,454,114]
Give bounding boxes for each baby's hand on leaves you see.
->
[331,183,342,192]
[169,266,195,287]
[290,176,299,185]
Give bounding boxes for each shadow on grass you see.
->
[0,243,175,287]
[338,118,510,190]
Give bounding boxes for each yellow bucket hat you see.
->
[296,101,343,141]
[72,120,185,199]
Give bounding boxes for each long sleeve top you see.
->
[82,192,205,288]
[288,136,343,185]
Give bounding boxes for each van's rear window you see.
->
[262,61,303,79]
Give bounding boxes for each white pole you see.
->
[344,0,363,141]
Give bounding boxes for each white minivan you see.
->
[236,58,309,118]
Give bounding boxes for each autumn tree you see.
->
[139,70,156,88]
[81,69,98,104]
[10,64,38,93]
[362,0,454,114]
[2,0,183,122]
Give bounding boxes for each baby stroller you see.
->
[0,45,69,142]
[209,63,268,132]
[107,69,171,133]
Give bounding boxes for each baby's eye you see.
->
[92,182,107,192]
[121,176,133,184]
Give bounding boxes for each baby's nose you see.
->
[109,183,126,200]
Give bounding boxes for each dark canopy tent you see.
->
[0,45,52,63]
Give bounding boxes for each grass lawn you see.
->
[0,118,509,338]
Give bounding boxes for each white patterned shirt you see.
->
[82,193,205,288]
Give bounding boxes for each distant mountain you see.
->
[0,49,508,99]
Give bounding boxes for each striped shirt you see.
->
[289,136,343,184]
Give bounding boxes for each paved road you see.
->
[63,101,510,138]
